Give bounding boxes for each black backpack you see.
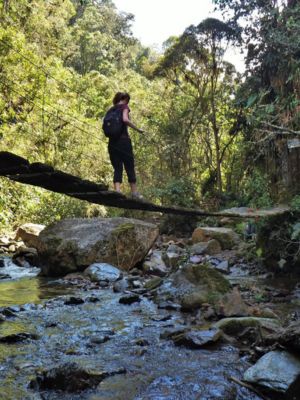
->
[102,106,124,140]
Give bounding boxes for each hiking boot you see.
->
[131,192,144,200]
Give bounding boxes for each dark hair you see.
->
[113,92,130,105]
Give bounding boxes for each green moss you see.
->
[188,263,231,294]
[112,223,135,235]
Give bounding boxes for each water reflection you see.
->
[0,278,41,307]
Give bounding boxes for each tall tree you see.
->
[156,18,240,193]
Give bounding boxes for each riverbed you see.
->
[0,257,269,400]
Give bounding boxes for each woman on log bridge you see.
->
[104,92,144,199]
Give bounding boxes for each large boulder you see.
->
[192,227,239,250]
[15,223,45,248]
[243,351,300,397]
[157,263,231,310]
[34,218,158,276]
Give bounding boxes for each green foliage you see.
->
[153,177,196,208]
[0,0,296,232]
[241,169,273,208]
[214,0,300,200]
[290,195,300,212]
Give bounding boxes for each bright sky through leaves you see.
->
[113,0,245,71]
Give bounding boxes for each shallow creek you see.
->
[0,257,298,400]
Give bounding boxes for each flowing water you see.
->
[0,257,296,400]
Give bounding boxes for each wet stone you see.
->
[84,263,122,283]
[215,260,230,274]
[86,296,100,303]
[160,326,187,340]
[99,281,109,288]
[90,335,111,345]
[134,338,149,346]
[64,296,85,305]
[157,301,181,311]
[119,294,141,304]
[0,307,18,318]
[173,329,222,348]
[244,351,300,395]
[0,273,10,280]
[151,314,172,322]
[0,258,5,268]
[113,278,129,293]
[0,332,38,343]
[29,362,126,393]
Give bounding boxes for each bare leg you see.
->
[114,182,121,192]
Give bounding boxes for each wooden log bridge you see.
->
[0,151,290,219]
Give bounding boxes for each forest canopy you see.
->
[0,0,299,230]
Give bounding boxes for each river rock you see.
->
[119,294,141,304]
[12,246,38,267]
[15,223,45,248]
[213,317,280,337]
[173,328,222,348]
[190,240,222,256]
[113,278,130,293]
[243,351,300,395]
[33,217,158,276]
[84,263,122,283]
[162,244,185,269]
[29,362,126,392]
[143,250,168,276]
[266,320,300,353]
[0,332,38,343]
[216,287,249,317]
[157,264,231,311]
[192,227,239,250]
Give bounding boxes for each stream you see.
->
[0,256,299,400]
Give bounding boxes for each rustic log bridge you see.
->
[0,151,290,218]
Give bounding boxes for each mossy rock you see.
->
[158,263,231,311]
[213,317,280,337]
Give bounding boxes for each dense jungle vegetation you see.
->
[0,0,300,230]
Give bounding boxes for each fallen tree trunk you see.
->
[0,151,290,218]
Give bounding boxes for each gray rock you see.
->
[162,244,185,269]
[113,278,129,293]
[29,362,126,392]
[157,264,231,311]
[0,332,38,343]
[243,351,300,394]
[15,223,45,248]
[162,251,182,269]
[143,250,168,276]
[190,240,222,256]
[175,329,222,349]
[119,294,141,304]
[13,246,38,266]
[214,317,280,336]
[33,217,158,276]
[216,287,249,317]
[192,227,239,250]
[64,296,85,305]
[215,260,229,274]
[84,263,122,283]
[173,329,222,348]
